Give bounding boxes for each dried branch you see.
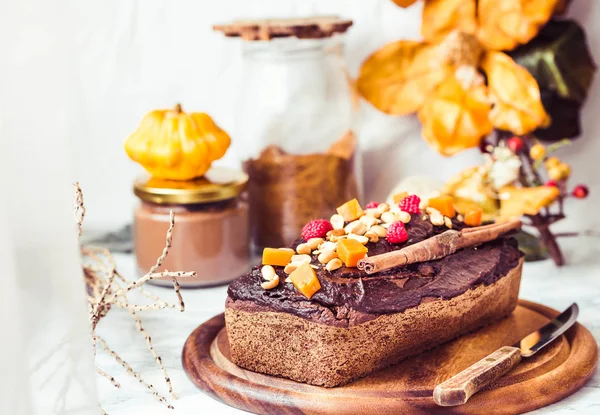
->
[74,183,194,410]
[97,336,173,409]
[96,367,121,388]
[73,182,86,237]
[127,307,176,399]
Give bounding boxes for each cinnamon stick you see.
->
[357,219,521,274]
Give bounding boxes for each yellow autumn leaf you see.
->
[481,51,550,135]
[421,0,477,43]
[357,40,453,115]
[443,166,500,221]
[498,185,560,219]
[391,0,419,7]
[477,0,560,51]
[418,74,492,156]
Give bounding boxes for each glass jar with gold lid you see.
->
[133,167,249,287]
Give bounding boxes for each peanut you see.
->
[261,265,276,281]
[376,203,390,214]
[291,254,312,264]
[330,214,345,230]
[306,237,324,250]
[319,241,337,252]
[398,211,411,224]
[365,231,379,243]
[381,211,398,224]
[348,234,369,245]
[327,229,346,238]
[430,211,445,226]
[345,221,367,235]
[318,250,338,264]
[365,208,382,219]
[296,243,312,255]
[444,216,453,228]
[360,215,379,228]
[261,274,280,289]
[325,258,343,272]
[370,225,387,237]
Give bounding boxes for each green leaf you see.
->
[509,20,596,141]
[514,229,550,262]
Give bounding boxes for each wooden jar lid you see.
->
[213,16,353,41]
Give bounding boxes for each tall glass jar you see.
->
[235,35,361,250]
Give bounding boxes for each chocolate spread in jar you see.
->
[244,131,358,249]
[133,167,250,287]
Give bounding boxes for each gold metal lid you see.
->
[133,167,248,205]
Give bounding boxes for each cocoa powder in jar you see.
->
[244,132,358,249]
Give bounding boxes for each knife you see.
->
[433,303,579,406]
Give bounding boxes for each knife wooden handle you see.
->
[433,345,522,406]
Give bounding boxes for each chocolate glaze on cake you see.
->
[227,214,522,327]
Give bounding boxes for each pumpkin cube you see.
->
[289,263,321,299]
[336,198,364,222]
[337,238,368,268]
[428,196,456,218]
[392,192,409,204]
[262,248,294,267]
[464,207,483,227]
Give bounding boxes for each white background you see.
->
[1,1,600,414]
[2,0,598,232]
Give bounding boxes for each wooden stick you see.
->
[357,219,521,274]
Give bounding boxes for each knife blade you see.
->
[433,303,579,406]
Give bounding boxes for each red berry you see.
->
[507,136,524,153]
[365,201,380,209]
[301,219,333,240]
[386,222,409,244]
[399,194,421,214]
[545,180,558,188]
[572,185,589,199]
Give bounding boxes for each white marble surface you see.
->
[93,236,600,415]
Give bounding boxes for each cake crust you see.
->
[225,258,523,387]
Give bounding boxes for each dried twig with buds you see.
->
[73,183,195,410]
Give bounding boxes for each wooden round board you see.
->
[182,300,597,414]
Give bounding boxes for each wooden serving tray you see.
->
[182,300,597,414]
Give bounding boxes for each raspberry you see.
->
[365,201,380,209]
[507,136,524,153]
[399,194,421,214]
[572,184,589,199]
[386,222,408,244]
[545,180,558,188]
[301,219,333,240]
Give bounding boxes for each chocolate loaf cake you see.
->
[225,207,523,387]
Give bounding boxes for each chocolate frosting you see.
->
[227,215,522,326]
